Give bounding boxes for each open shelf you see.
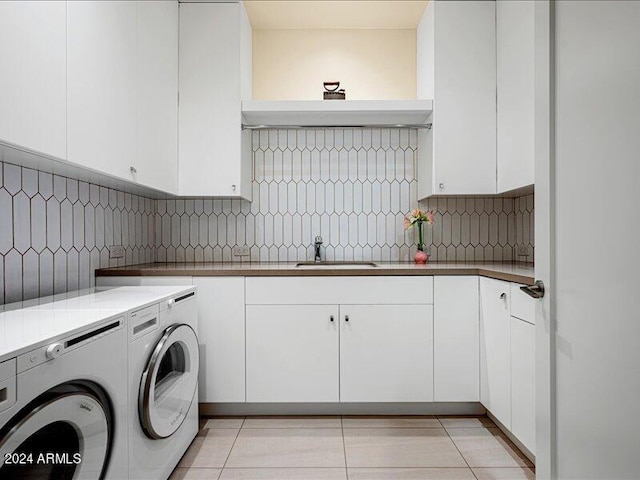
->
[241,100,433,128]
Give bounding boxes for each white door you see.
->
[479,277,511,428]
[511,317,535,454]
[135,0,178,194]
[339,305,433,402]
[0,1,66,159]
[433,276,479,401]
[246,305,339,402]
[67,1,137,181]
[535,2,640,478]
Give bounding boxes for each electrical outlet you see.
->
[517,245,529,257]
[232,245,250,257]
[109,245,125,259]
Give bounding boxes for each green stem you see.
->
[417,221,424,251]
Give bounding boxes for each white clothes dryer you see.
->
[127,287,199,480]
[0,311,128,480]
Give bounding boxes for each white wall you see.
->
[252,29,416,100]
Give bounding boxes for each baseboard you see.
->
[486,410,536,465]
[199,402,486,417]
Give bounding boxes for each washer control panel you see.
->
[17,318,124,374]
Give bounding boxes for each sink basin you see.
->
[295,261,378,269]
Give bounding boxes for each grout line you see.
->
[341,416,349,480]
[219,419,244,475]
[442,419,478,480]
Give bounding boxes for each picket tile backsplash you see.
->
[0,162,155,305]
[1,128,534,304]
[156,129,535,263]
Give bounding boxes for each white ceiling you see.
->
[244,1,429,29]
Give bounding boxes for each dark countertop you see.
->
[96,262,535,284]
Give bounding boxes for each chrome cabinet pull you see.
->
[500,292,507,300]
[520,280,545,299]
[330,315,334,322]
[345,315,349,322]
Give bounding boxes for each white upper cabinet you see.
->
[179,2,253,199]
[0,1,67,159]
[135,1,179,194]
[67,1,138,182]
[67,1,178,193]
[417,0,497,198]
[497,0,535,193]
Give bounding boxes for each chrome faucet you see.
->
[313,236,323,263]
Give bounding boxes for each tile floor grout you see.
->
[439,418,480,480]
[217,417,246,480]
[175,416,534,480]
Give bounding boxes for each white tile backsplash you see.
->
[0,128,534,304]
[1,161,156,304]
[152,128,534,263]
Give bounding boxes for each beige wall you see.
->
[252,28,417,100]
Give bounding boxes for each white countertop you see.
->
[0,286,195,364]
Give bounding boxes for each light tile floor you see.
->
[170,416,534,480]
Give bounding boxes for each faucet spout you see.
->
[314,236,323,263]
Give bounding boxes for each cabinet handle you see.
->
[130,166,137,174]
[439,183,445,190]
[500,292,507,300]
[345,315,349,322]
[330,315,334,322]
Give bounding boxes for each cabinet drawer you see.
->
[246,276,433,305]
[510,282,536,325]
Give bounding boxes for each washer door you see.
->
[0,383,112,480]
[139,324,199,439]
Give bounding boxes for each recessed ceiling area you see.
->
[244,1,429,29]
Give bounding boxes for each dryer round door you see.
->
[0,382,112,480]
[139,323,199,439]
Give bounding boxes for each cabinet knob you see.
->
[345,315,349,322]
[330,315,334,322]
[231,184,237,191]
[130,166,137,174]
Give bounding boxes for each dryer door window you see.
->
[0,384,111,480]
[139,324,199,439]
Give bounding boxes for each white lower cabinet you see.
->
[193,277,246,403]
[480,277,512,428]
[480,277,537,455]
[340,305,434,402]
[246,305,339,403]
[433,276,479,401]
[511,316,535,454]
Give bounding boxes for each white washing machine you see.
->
[0,310,128,479]
[127,287,199,480]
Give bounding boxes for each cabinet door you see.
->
[497,0,535,192]
[340,305,433,402]
[194,277,246,402]
[179,2,252,198]
[511,316,535,454]
[246,305,339,402]
[434,276,479,401]
[479,277,511,428]
[0,1,66,159]
[135,1,178,194]
[419,1,497,196]
[67,1,137,181]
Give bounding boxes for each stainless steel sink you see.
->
[295,261,378,268]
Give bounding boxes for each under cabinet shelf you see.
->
[241,99,433,129]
